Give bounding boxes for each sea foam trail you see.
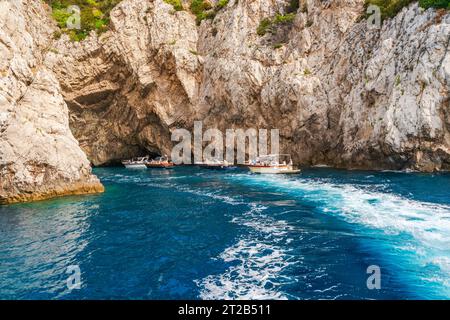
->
[100,172,298,299]
[228,174,450,293]
[168,184,298,299]
[196,204,297,300]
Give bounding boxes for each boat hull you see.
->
[248,166,301,174]
[123,164,147,169]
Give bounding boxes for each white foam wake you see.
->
[228,174,450,293]
[106,173,298,299]
[196,204,297,300]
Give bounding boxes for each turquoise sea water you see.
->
[0,167,449,300]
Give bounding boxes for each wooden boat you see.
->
[122,156,150,169]
[247,154,301,174]
[145,156,174,169]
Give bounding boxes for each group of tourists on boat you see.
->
[122,154,301,174]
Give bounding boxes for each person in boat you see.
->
[146,155,174,168]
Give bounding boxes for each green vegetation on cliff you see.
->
[164,0,230,25]
[45,0,449,42]
[256,1,299,36]
[190,0,214,24]
[365,0,449,20]
[44,0,122,41]
[257,13,296,36]
[164,0,184,11]
[46,0,233,41]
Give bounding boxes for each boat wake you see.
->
[99,169,450,298]
[196,204,297,300]
[163,183,297,299]
[227,174,450,296]
[112,176,300,299]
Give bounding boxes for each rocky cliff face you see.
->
[0,0,103,204]
[47,0,201,165]
[47,0,449,171]
[1,0,449,203]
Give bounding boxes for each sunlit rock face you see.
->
[0,0,103,204]
[48,0,449,171]
[196,0,450,171]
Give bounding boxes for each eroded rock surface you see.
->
[0,0,103,204]
[47,0,201,165]
[49,0,449,171]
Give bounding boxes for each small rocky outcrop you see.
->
[0,0,103,204]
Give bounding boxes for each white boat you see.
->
[121,156,149,169]
[247,154,301,174]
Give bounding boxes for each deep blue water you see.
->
[0,167,449,300]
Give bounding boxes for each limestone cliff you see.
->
[48,0,449,171]
[0,0,103,204]
[1,0,449,204]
